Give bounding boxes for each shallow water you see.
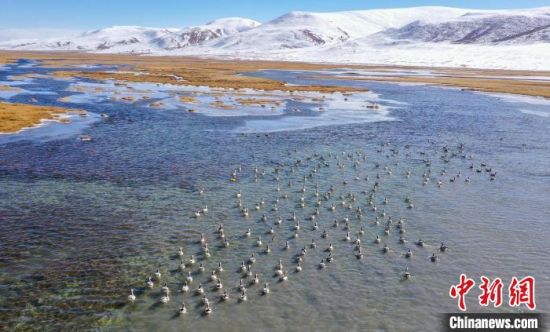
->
[0,60,549,331]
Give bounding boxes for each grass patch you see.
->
[0,101,79,133]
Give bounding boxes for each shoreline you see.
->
[1,51,549,98]
[1,51,549,133]
[0,101,84,134]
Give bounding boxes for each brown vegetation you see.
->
[0,101,78,133]
[327,75,550,98]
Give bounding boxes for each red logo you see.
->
[508,276,536,310]
[450,275,536,311]
[450,274,476,311]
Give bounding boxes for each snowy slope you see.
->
[158,18,260,50]
[377,9,550,44]
[210,7,469,50]
[3,26,178,52]
[2,17,260,53]
[1,6,549,70]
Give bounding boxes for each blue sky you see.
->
[1,0,549,30]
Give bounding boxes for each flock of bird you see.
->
[126,141,496,317]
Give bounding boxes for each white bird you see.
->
[146,277,154,289]
[179,303,187,315]
[162,282,170,294]
[239,290,248,302]
[160,293,170,304]
[262,283,270,295]
[181,281,190,293]
[128,288,136,302]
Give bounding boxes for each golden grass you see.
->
[149,101,164,108]
[0,51,366,93]
[209,100,235,109]
[0,50,549,99]
[179,95,197,103]
[235,98,282,106]
[329,75,550,99]
[0,101,78,133]
[0,84,20,92]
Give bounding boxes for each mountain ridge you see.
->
[1,6,548,70]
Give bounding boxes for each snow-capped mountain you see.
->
[2,17,260,53]
[157,18,260,50]
[1,6,549,70]
[376,9,550,44]
[210,7,470,50]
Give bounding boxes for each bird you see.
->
[262,283,270,295]
[162,282,170,294]
[196,283,205,295]
[404,267,412,279]
[238,279,246,292]
[128,288,136,302]
[204,303,213,315]
[239,290,248,302]
[146,277,154,289]
[160,293,170,304]
[179,302,187,315]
